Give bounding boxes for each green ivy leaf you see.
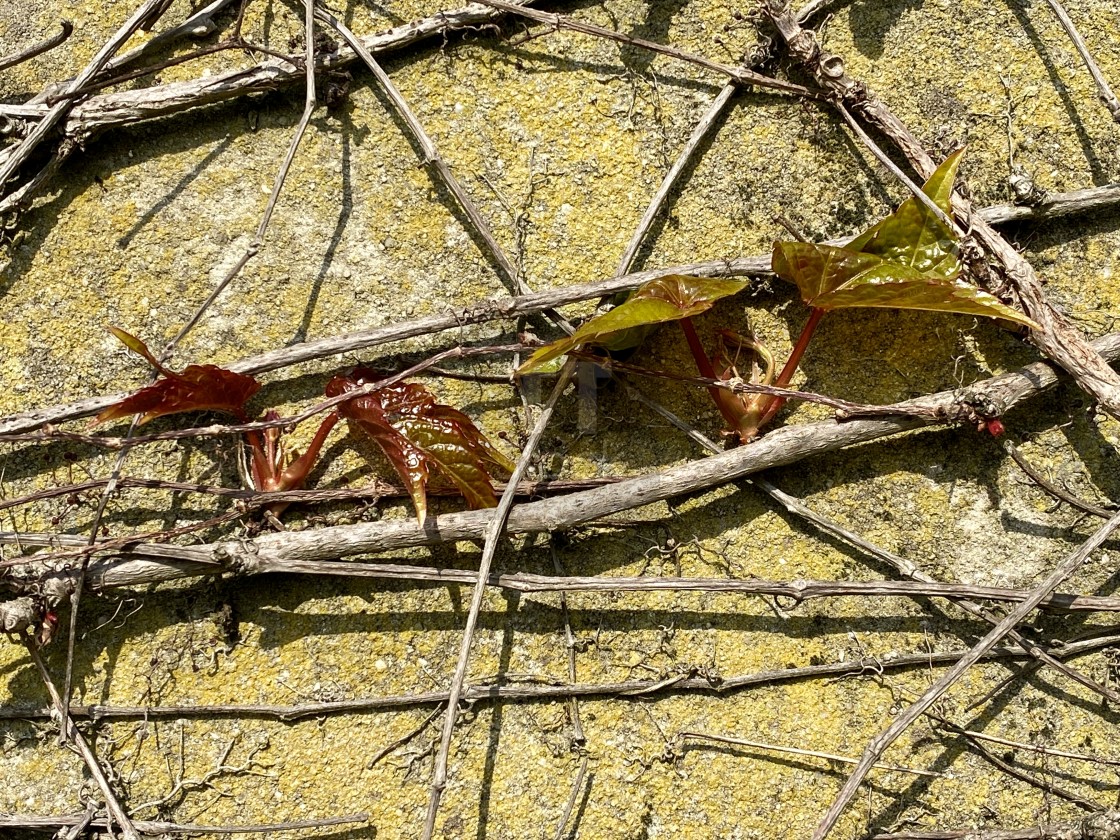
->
[846,147,964,277]
[772,150,1039,329]
[518,275,748,374]
[774,240,1038,324]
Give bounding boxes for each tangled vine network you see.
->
[2,0,1120,838]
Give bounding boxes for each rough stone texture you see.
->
[1,0,1120,838]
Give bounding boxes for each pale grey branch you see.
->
[6,330,1120,602]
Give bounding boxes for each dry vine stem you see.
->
[475,0,817,98]
[0,19,72,72]
[57,0,534,140]
[811,509,1120,839]
[919,707,1110,811]
[0,0,168,194]
[422,360,576,839]
[6,329,1120,601]
[42,441,1099,718]
[309,11,589,825]
[872,810,1120,839]
[23,639,141,840]
[316,8,525,298]
[164,0,318,354]
[0,812,370,835]
[764,0,1120,421]
[0,0,541,214]
[624,339,1120,710]
[3,2,1120,834]
[9,634,1120,725]
[1,176,1117,437]
[63,0,319,757]
[1039,0,1120,123]
[677,731,939,778]
[751,477,1120,706]
[3,0,245,805]
[616,381,1120,710]
[635,361,1120,710]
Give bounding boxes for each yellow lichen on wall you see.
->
[2,0,1120,838]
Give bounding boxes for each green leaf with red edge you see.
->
[771,241,1038,326]
[394,415,505,510]
[325,368,513,524]
[93,327,261,426]
[845,147,964,277]
[419,404,516,474]
[771,150,1039,329]
[517,274,748,374]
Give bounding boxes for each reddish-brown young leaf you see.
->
[245,410,340,498]
[94,327,261,426]
[325,368,514,524]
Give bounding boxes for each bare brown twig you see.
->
[872,811,1120,840]
[936,723,1120,769]
[752,477,1120,706]
[0,19,72,72]
[5,0,1120,834]
[422,359,576,840]
[104,0,235,76]
[59,0,321,710]
[163,0,318,357]
[581,351,904,416]
[0,811,370,835]
[551,541,585,747]
[23,638,141,840]
[21,0,262,749]
[367,707,442,769]
[618,322,1120,722]
[925,707,1111,810]
[5,633,1119,725]
[552,754,589,840]
[61,1,534,140]
[678,730,939,778]
[615,86,734,277]
[318,9,527,298]
[1038,0,1120,123]
[0,343,525,450]
[632,360,1120,720]
[475,0,818,99]
[0,473,618,516]
[950,734,1102,812]
[63,410,140,726]
[0,0,167,196]
[1003,438,1115,519]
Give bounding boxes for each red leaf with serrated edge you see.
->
[94,327,261,426]
[345,411,432,523]
[325,368,513,524]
